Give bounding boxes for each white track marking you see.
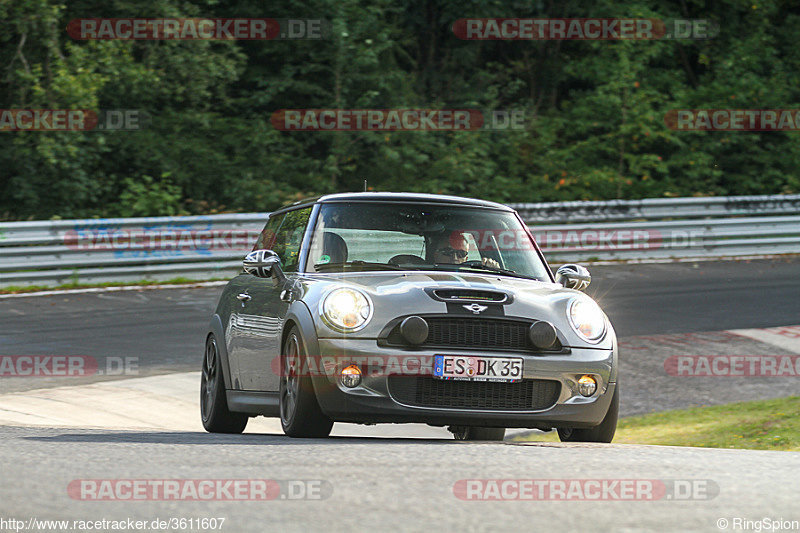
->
[0,372,451,438]
[0,281,228,299]
[729,325,800,354]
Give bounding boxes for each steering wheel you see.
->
[460,259,504,270]
[388,254,426,266]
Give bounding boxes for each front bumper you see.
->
[311,338,617,430]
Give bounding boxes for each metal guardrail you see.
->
[1,195,798,287]
[0,214,265,287]
[512,194,800,223]
[510,194,800,262]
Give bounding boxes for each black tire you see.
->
[557,384,619,443]
[451,426,506,441]
[201,334,248,434]
[280,327,334,438]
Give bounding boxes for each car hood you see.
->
[297,270,613,349]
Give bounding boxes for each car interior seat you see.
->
[321,232,348,264]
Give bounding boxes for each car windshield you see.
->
[303,202,551,281]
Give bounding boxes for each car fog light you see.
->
[341,365,362,388]
[577,375,597,397]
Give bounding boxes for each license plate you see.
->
[433,355,523,382]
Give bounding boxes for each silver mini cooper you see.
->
[201,193,618,441]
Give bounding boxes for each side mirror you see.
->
[555,264,591,291]
[243,249,282,278]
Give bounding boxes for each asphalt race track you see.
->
[1,426,799,532]
[2,258,799,387]
[1,258,799,532]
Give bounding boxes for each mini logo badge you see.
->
[463,303,488,314]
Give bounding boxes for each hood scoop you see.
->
[428,288,512,304]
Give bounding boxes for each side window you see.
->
[253,213,285,251]
[270,207,313,272]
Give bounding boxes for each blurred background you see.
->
[2,0,799,221]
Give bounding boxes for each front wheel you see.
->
[279,327,334,438]
[450,426,506,441]
[201,334,248,434]
[557,384,618,443]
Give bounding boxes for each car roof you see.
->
[271,192,514,215]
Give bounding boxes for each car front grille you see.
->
[386,317,563,352]
[387,376,561,411]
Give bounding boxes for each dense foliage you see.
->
[2,0,799,219]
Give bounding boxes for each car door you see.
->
[233,207,313,391]
[227,212,284,390]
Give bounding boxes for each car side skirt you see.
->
[226,391,280,416]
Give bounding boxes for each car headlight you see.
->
[567,297,606,343]
[321,288,373,332]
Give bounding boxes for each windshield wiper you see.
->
[314,261,406,272]
[451,263,540,281]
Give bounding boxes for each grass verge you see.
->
[513,396,800,451]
